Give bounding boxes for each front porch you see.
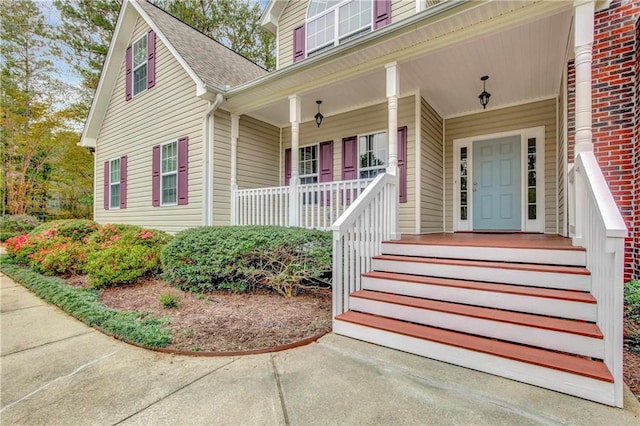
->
[219,0,627,408]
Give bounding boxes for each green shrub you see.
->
[625,280,640,354]
[0,215,40,241]
[29,219,100,242]
[161,226,332,296]
[29,239,87,276]
[0,258,171,348]
[85,244,162,288]
[87,223,172,249]
[159,290,181,308]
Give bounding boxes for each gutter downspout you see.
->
[202,93,224,226]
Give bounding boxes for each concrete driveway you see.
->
[1,272,639,425]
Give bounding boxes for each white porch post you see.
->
[230,114,239,225]
[573,0,594,155]
[572,0,595,246]
[289,95,301,227]
[386,62,400,240]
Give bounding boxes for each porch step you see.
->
[371,255,591,291]
[349,290,603,358]
[361,271,597,321]
[381,241,586,266]
[333,312,615,405]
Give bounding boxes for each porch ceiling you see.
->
[231,1,573,128]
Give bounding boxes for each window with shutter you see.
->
[153,137,188,207]
[127,30,156,99]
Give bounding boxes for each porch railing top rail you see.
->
[331,172,393,233]
[575,152,627,239]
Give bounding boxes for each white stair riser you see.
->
[350,298,604,358]
[372,259,590,291]
[333,320,618,407]
[381,243,586,267]
[361,277,597,321]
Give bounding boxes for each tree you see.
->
[1,0,93,219]
[153,0,276,70]
[54,0,121,93]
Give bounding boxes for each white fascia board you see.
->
[260,0,289,34]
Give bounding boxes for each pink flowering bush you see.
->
[84,224,172,288]
[6,234,51,265]
[29,240,87,276]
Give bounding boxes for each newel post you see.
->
[230,114,239,225]
[289,95,301,227]
[386,62,400,240]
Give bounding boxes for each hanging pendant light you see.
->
[478,76,491,110]
[314,100,324,128]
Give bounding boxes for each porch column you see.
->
[230,114,239,225]
[289,95,301,227]
[573,0,594,154]
[386,62,400,240]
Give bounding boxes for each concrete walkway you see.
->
[1,272,639,425]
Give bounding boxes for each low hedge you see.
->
[161,226,332,297]
[0,257,172,348]
[0,214,40,241]
[625,280,640,354]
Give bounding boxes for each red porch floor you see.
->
[393,233,584,251]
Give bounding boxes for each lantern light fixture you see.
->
[314,100,324,128]
[478,76,491,110]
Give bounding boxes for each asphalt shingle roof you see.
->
[137,0,267,90]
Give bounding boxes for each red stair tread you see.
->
[362,271,596,304]
[336,311,613,383]
[385,234,586,251]
[374,254,591,275]
[351,290,602,338]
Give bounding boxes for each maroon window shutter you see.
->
[147,30,156,89]
[319,141,333,206]
[125,46,132,101]
[341,137,357,180]
[373,0,391,29]
[284,148,292,186]
[104,161,110,210]
[398,126,407,203]
[293,25,305,63]
[120,155,128,209]
[177,137,189,205]
[342,137,358,204]
[152,145,160,207]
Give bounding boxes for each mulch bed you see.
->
[90,278,332,353]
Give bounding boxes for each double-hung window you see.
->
[359,131,387,179]
[161,141,178,205]
[132,35,147,97]
[306,0,372,56]
[299,145,319,185]
[109,158,121,209]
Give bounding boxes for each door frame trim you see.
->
[453,126,545,232]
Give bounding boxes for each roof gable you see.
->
[81,0,267,147]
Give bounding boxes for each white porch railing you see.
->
[568,151,627,407]
[331,172,396,318]
[234,186,289,227]
[233,178,373,230]
[297,179,372,231]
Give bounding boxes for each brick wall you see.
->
[568,0,640,281]
[633,16,640,279]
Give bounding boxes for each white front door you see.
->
[453,127,545,233]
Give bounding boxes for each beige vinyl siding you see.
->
[212,110,231,226]
[212,112,281,226]
[282,95,416,233]
[391,0,416,23]
[277,0,307,70]
[558,90,566,236]
[238,116,280,189]
[444,99,557,233]
[95,16,207,233]
[420,97,444,233]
